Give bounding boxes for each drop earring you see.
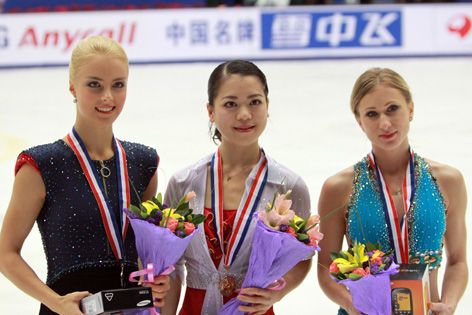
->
[73,98,77,104]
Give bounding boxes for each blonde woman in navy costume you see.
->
[317,68,468,315]
[162,60,312,315]
[0,36,170,314]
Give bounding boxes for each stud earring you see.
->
[73,98,77,104]
[409,116,413,121]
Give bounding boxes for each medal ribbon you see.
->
[67,128,130,261]
[210,148,268,267]
[368,149,415,263]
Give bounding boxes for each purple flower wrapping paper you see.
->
[339,263,399,315]
[218,218,316,315]
[129,217,196,275]
[126,218,197,315]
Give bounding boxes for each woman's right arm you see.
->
[316,168,362,315]
[0,164,89,315]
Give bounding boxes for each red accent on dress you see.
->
[15,152,41,175]
[179,207,275,315]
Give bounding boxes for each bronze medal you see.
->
[219,274,237,297]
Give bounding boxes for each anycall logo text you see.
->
[17,21,137,52]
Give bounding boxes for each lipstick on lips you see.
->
[234,125,255,132]
[96,105,115,113]
[379,131,397,140]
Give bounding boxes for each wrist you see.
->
[339,294,357,314]
[344,304,358,314]
[440,296,457,311]
[44,292,63,313]
[441,301,456,313]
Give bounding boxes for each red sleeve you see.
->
[15,153,41,176]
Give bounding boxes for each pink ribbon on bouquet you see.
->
[267,277,286,291]
[129,264,175,315]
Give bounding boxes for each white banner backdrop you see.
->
[0,4,471,68]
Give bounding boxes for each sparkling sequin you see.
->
[346,154,446,270]
[19,139,158,285]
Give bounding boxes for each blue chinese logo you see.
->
[262,10,402,49]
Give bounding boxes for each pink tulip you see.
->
[307,214,320,227]
[307,225,324,243]
[258,208,295,230]
[184,222,195,235]
[185,191,196,202]
[274,193,293,215]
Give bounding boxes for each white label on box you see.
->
[137,300,152,307]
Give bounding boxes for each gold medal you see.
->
[219,274,237,297]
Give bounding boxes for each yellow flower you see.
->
[332,257,357,274]
[293,215,303,224]
[162,208,184,221]
[352,242,369,265]
[141,201,159,215]
[371,250,383,260]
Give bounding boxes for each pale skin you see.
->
[317,84,468,315]
[0,54,169,314]
[162,74,311,315]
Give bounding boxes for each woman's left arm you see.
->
[430,165,468,314]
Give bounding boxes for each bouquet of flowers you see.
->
[329,242,399,315]
[124,192,205,313]
[218,191,323,315]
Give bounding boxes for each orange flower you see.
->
[184,222,195,235]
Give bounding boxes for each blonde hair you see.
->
[69,35,128,82]
[350,67,412,116]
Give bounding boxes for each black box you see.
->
[81,287,153,315]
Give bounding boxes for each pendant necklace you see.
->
[98,160,111,197]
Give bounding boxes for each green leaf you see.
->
[348,273,362,280]
[175,200,189,212]
[297,233,309,241]
[151,196,163,210]
[333,272,347,280]
[330,252,345,260]
[366,241,381,252]
[175,208,190,217]
[175,203,190,214]
[297,220,306,230]
[150,209,159,218]
[191,214,206,226]
[129,204,142,215]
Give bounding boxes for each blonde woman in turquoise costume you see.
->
[0,36,170,314]
[317,68,468,315]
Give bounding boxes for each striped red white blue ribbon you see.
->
[210,148,268,267]
[67,128,130,261]
[368,149,415,263]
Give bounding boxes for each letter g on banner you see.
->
[0,26,8,48]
